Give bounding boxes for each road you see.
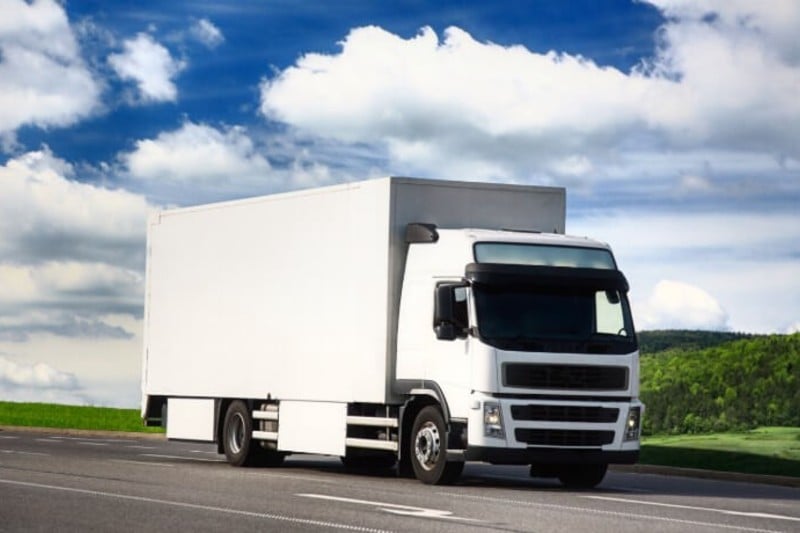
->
[1,429,799,532]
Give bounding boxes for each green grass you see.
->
[0,402,164,433]
[642,427,800,477]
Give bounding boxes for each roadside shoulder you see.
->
[612,463,800,488]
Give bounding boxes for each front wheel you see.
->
[409,406,464,485]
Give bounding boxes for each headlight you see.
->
[484,402,505,438]
[624,406,641,441]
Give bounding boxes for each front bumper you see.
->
[464,393,643,464]
[462,446,639,465]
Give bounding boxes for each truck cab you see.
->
[396,226,642,487]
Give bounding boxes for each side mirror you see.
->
[434,283,468,341]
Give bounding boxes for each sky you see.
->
[0,0,798,407]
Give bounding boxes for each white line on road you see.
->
[141,453,224,463]
[50,437,137,443]
[77,442,108,446]
[0,436,19,439]
[35,438,61,443]
[441,492,783,533]
[298,493,483,523]
[0,478,390,532]
[109,459,175,468]
[0,449,50,456]
[585,495,800,523]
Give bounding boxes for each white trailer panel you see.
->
[277,401,347,456]
[166,398,215,441]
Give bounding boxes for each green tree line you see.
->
[638,330,754,354]
[639,332,800,435]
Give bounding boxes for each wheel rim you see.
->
[414,421,441,471]
[227,412,245,455]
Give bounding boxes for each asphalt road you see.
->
[1,429,799,532]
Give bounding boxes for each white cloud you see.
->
[0,148,150,404]
[0,148,150,267]
[0,149,151,343]
[190,18,224,49]
[123,121,270,183]
[259,25,645,180]
[259,4,800,183]
[787,323,800,334]
[677,174,713,193]
[0,0,100,135]
[0,355,79,390]
[635,280,728,330]
[0,261,142,338]
[0,354,99,405]
[0,314,144,407]
[646,0,800,64]
[109,32,185,103]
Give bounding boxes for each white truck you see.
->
[141,177,642,487]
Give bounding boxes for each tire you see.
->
[222,400,259,467]
[409,406,464,485]
[557,464,608,489]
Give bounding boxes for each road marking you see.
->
[298,493,483,523]
[0,478,390,533]
[259,471,344,485]
[35,438,61,443]
[0,449,50,456]
[0,436,19,440]
[109,459,175,468]
[77,442,107,446]
[141,453,224,463]
[585,496,800,523]
[125,445,157,450]
[603,485,653,494]
[50,437,137,443]
[441,492,783,533]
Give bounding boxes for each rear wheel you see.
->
[223,400,258,466]
[410,406,464,485]
[557,464,608,489]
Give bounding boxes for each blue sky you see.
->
[1,0,798,406]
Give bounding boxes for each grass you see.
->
[0,401,164,433]
[641,427,800,478]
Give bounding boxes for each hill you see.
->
[638,330,757,354]
[639,333,800,435]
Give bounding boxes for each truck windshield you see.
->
[473,284,636,354]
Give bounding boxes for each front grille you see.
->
[504,363,627,390]
[515,429,615,447]
[510,405,619,423]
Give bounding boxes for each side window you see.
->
[595,290,625,335]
